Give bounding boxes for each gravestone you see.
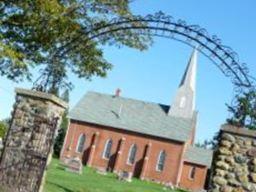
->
[0,88,67,192]
[96,167,107,175]
[210,124,256,192]
[65,157,83,174]
[118,170,133,182]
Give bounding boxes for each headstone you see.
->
[118,170,133,182]
[65,157,83,174]
[96,167,107,175]
[163,182,174,190]
[0,88,67,192]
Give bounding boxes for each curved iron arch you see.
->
[36,11,255,93]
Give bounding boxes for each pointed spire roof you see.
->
[168,48,198,119]
[179,48,197,92]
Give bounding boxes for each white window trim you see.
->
[102,139,112,160]
[156,150,166,172]
[76,134,86,153]
[188,166,196,180]
[127,144,137,165]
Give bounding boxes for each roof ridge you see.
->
[87,91,170,108]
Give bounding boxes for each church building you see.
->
[60,49,213,191]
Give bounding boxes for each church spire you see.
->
[168,48,198,119]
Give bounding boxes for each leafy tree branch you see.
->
[226,90,256,129]
[0,0,152,94]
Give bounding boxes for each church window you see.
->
[102,139,113,159]
[76,134,86,153]
[156,150,166,171]
[180,96,186,108]
[127,144,137,165]
[189,166,196,180]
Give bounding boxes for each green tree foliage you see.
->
[53,115,68,157]
[195,132,220,150]
[195,140,211,149]
[0,0,151,93]
[0,121,8,138]
[227,90,256,129]
[54,89,69,157]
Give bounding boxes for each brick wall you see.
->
[179,162,208,191]
[61,119,209,191]
[61,120,185,185]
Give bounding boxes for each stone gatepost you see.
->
[0,88,67,192]
[210,124,256,192]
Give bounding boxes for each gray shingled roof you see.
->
[69,92,194,142]
[184,146,213,168]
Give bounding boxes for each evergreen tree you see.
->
[195,140,211,149]
[226,90,256,129]
[54,89,69,157]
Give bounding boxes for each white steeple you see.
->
[168,48,198,119]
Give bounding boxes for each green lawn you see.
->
[44,158,185,192]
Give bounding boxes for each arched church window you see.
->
[189,166,196,179]
[156,150,166,171]
[102,139,113,159]
[76,134,86,153]
[180,96,186,108]
[127,144,137,164]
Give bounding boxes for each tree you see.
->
[195,132,220,150]
[54,89,69,157]
[0,0,151,94]
[0,121,8,138]
[195,140,211,149]
[53,119,67,157]
[226,90,256,129]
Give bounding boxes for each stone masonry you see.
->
[0,88,67,192]
[210,124,256,192]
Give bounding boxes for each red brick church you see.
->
[60,49,213,191]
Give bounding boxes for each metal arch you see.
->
[36,11,255,93]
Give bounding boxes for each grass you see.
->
[44,158,185,192]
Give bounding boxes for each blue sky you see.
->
[0,1,255,142]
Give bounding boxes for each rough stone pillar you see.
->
[140,142,152,180]
[0,88,67,192]
[87,132,100,167]
[210,124,256,192]
[113,137,126,173]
